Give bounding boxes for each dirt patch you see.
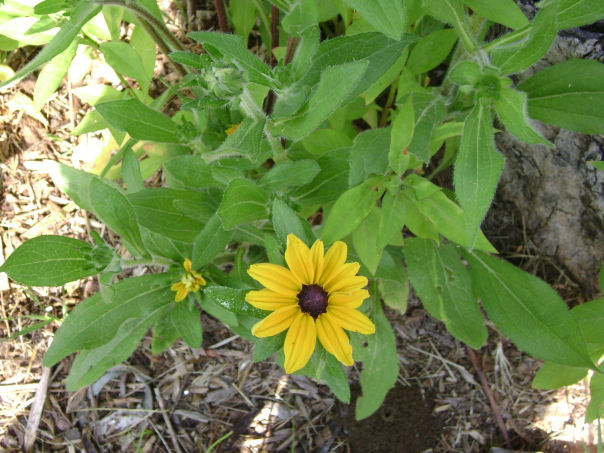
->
[346,384,441,453]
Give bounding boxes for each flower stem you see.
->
[121,256,175,268]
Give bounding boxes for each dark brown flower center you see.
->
[297,284,328,318]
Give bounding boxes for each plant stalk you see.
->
[467,347,512,447]
[214,0,229,33]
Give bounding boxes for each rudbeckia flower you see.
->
[246,234,375,374]
[171,258,206,302]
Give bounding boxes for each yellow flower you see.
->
[225,123,240,135]
[171,259,207,302]
[246,234,375,374]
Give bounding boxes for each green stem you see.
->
[121,256,175,267]
[94,0,185,52]
[482,25,530,52]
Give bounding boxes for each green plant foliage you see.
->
[351,299,398,420]
[3,0,603,423]
[0,236,110,286]
[518,59,604,135]
[453,102,504,248]
[406,239,487,348]
[465,251,594,368]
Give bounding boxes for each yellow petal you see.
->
[326,274,368,293]
[328,290,369,309]
[322,262,360,291]
[246,289,298,311]
[319,241,347,286]
[285,234,313,285]
[284,312,317,374]
[309,239,324,284]
[173,284,188,302]
[248,263,301,295]
[184,258,192,272]
[316,314,353,366]
[252,305,299,337]
[326,306,375,334]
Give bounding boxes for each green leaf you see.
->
[163,155,221,189]
[188,31,273,86]
[96,99,180,143]
[406,239,487,348]
[352,301,398,420]
[47,161,95,212]
[341,0,406,40]
[271,199,315,247]
[283,0,318,36]
[102,5,123,41]
[217,179,269,230]
[586,373,604,423]
[192,214,232,268]
[121,148,145,193]
[494,87,551,146]
[129,24,156,88]
[321,176,383,244]
[465,250,594,368]
[0,1,101,88]
[453,102,504,248]
[517,59,604,135]
[407,29,457,75]
[363,50,408,105]
[449,61,482,86]
[572,298,604,357]
[402,194,439,241]
[349,127,390,186]
[128,188,212,242]
[172,301,202,349]
[352,208,382,275]
[376,249,409,314]
[0,235,100,286]
[463,0,528,29]
[423,0,475,52]
[274,61,368,140]
[389,97,414,175]
[291,149,351,206]
[298,33,417,101]
[90,178,146,256]
[152,309,180,355]
[44,274,174,367]
[532,361,588,389]
[405,91,447,163]
[204,286,267,318]
[252,332,286,362]
[557,0,604,29]
[217,118,266,163]
[490,2,557,75]
[321,351,350,403]
[100,41,151,86]
[33,39,77,112]
[66,312,164,390]
[406,176,496,252]
[230,0,258,40]
[259,160,320,192]
[377,190,406,250]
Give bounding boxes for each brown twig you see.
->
[23,367,51,452]
[214,0,229,33]
[284,36,298,66]
[467,347,512,447]
[270,5,279,67]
